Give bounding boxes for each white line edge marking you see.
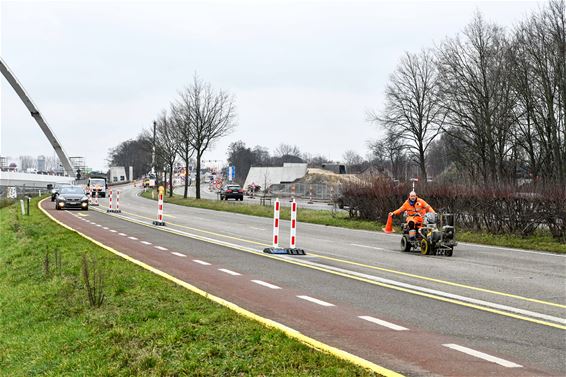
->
[96,224,102,227]
[300,259,566,325]
[141,241,152,245]
[442,344,523,368]
[218,268,241,276]
[252,280,281,289]
[155,246,168,251]
[250,227,266,231]
[297,295,335,307]
[128,236,138,240]
[171,252,186,257]
[358,316,408,331]
[351,243,384,251]
[118,233,127,236]
[102,227,109,230]
[193,259,211,265]
[109,229,117,232]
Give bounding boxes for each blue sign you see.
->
[227,166,236,181]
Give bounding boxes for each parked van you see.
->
[87,177,107,197]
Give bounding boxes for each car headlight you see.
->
[58,196,66,201]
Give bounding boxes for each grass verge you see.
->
[142,190,566,254]
[0,197,378,376]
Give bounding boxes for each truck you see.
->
[87,177,107,198]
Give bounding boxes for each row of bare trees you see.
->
[371,1,565,185]
[153,76,237,198]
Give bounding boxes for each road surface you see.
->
[41,185,566,376]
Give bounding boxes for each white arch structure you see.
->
[0,57,75,177]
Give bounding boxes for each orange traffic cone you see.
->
[383,214,395,233]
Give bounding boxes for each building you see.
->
[37,155,46,172]
[244,163,308,189]
[109,166,127,183]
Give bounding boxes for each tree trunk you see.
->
[169,163,174,197]
[184,161,189,198]
[195,152,201,199]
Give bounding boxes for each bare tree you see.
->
[437,13,516,184]
[369,130,408,180]
[510,0,565,183]
[274,144,301,158]
[175,76,237,199]
[155,110,180,197]
[371,49,444,182]
[19,155,36,171]
[170,101,194,199]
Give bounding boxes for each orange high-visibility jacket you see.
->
[393,197,435,217]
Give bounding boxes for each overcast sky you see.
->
[1,0,544,171]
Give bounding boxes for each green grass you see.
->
[0,197,378,376]
[143,190,566,254]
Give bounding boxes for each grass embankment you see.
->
[142,190,566,254]
[0,198,377,376]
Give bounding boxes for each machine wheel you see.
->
[445,247,453,257]
[400,236,411,252]
[420,239,431,255]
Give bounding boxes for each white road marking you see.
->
[155,246,168,251]
[128,236,138,240]
[252,280,281,289]
[218,268,241,276]
[103,227,109,230]
[96,224,102,227]
[299,259,566,325]
[358,316,408,331]
[193,259,211,266]
[78,213,88,217]
[351,243,385,251]
[118,233,127,236]
[171,252,186,257]
[109,229,117,233]
[459,242,566,258]
[250,227,266,231]
[297,295,335,307]
[443,344,523,368]
[141,241,152,245]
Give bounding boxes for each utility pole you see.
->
[151,120,156,175]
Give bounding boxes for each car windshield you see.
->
[60,187,84,195]
[90,179,105,185]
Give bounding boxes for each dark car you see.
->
[219,184,244,201]
[51,184,72,202]
[56,186,89,210]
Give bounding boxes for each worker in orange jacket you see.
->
[389,191,435,231]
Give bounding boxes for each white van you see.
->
[87,178,107,198]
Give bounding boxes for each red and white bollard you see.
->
[107,189,113,212]
[93,189,99,206]
[115,190,121,213]
[153,189,166,226]
[272,198,280,248]
[290,198,297,248]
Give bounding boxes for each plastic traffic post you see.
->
[107,189,121,213]
[152,187,166,226]
[106,189,113,212]
[263,198,306,255]
[93,189,99,206]
[273,198,280,247]
[286,199,305,255]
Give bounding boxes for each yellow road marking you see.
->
[114,208,566,310]
[39,198,401,377]
[92,207,566,330]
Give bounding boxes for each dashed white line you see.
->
[358,316,408,331]
[103,227,109,230]
[351,243,385,251]
[297,295,335,307]
[109,229,117,233]
[155,246,168,251]
[251,280,281,289]
[193,259,211,266]
[118,233,127,236]
[128,236,138,240]
[141,241,152,245]
[171,252,186,257]
[218,268,241,276]
[250,227,266,231]
[96,224,102,227]
[442,344,523,368]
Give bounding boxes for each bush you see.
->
[340,178,566,241]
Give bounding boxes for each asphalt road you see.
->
[44,185,566,376]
